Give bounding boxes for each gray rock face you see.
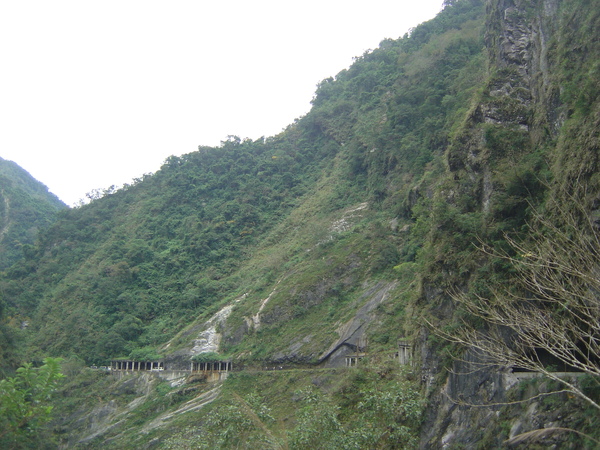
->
[419,1,577,447]
[486,0,565,136]
[318,281,397,367]
[63,372,158,446]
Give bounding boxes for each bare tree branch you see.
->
[431,194,600,418]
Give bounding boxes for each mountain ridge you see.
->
[0,156,66,270]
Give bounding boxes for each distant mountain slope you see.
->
[0,157,66,269]
[0,0,487,366]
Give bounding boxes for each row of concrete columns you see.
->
[345,355,363,367]
[111,360,164,371]
[110,360,233,372]
[191,361,232,372]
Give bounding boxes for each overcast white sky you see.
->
[1,1,442,206]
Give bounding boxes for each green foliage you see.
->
[0,357,64,449]
[290,368,423,449]
[289,386,347,449]
[159,367,423,450]
[128,346,162,361]
[2,130,341,363]
[310,2,486,203]
[191,352,226,362]
[0,157,66,270]
[163,392,280,450]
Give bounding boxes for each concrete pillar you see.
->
[398,340,412,365]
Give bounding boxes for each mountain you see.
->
[1,0,599,448]
[0,157,65,378]
[0,157,66,270]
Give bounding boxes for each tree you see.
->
[0,357,64,448]
[435,197,600,443]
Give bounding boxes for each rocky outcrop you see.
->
[419,0,579,447]
[447,0,563,176]
[318,281,397,367]
[485,0,564,139]
[59,372,158,447]
[164,294,248,370]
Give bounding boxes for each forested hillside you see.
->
[1,0,486,368]
[0,157,65,270]
[0,157,65,376]
[1,0,599,448]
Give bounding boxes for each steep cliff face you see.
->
[486,0,564,139]
[446,0,563,192]
[420,0,600,447]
